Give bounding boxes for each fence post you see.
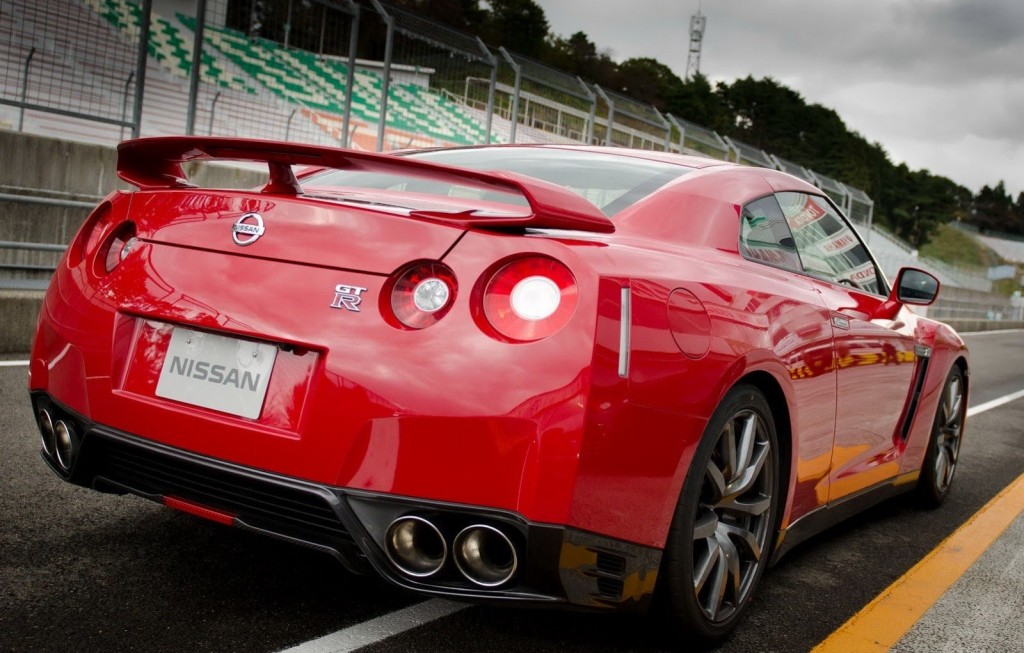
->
[185,0,208,135]
[475,38,497,145]
[283,0,293,49]
[131,0,152,139]
[18,47,36,131]
[207,91,221,135]
[666,113,685,153]
[593,85,614,146]
[285,108,297,141]
[577,77,596,145]
[498,47,520,144]
[120,72,135,140]
[722,135,741,163]
[369,0,394,152]
[653,107,671,152]
[340,1,360,148]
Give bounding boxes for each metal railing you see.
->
[0,0,889,246]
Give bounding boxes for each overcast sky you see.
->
[538,0,1024,198]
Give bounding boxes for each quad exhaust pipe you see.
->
[53,420,77,472]
[453,524,518,587]
[38,409,55,457]
[384,517,518,587]
[37,408,79,472]
[385,516,447,577]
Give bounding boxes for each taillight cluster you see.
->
[388,262,458,329]
[102,223,138,274]
[481,258,577,341]
[71,198,139,275]
[385,256,578,342]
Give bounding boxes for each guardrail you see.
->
[0,192,99,209]
[0,240,66,291]
[0,189,89,290]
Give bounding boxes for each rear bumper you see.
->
[31,392,661,611]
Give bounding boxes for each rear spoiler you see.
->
[117,136,614,233]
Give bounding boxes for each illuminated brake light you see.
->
[388,262,457,329]
[510,276,561,320]
[482,257,577,342]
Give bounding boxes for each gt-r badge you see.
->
[331,284,367,312]
[231,212,265,246]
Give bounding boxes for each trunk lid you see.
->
[128,190,464,274]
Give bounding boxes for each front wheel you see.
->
[915,365,966,508]
[658,385,780,647]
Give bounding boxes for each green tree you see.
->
[614,57,682,108]
[974,182,1017,235]
[547,31,616,86]
[480,0,549,58]
[663,74,727,131]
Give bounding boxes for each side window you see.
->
[775,192,883,295]
[738,195,802,273]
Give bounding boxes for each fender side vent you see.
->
[899,350,932,440]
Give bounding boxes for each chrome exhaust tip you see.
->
[453,524,518,587]
[38,409,56,457]
[384,516,447,578]
[53,420,77,472]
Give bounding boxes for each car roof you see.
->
[400,143,734,170]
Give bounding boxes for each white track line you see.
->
[277,599,468,653]
[278,386,1024,653]
[958,328,1024,336]
[967,388,1024,418]
[6,341,1019,652]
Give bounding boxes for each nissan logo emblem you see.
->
[231,212,265,246]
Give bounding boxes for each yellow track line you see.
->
[812,472,1024,653]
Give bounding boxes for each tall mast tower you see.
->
[686,6,706,80]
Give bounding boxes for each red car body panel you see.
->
[29,138,969,608]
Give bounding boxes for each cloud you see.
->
[538,0,1024,195]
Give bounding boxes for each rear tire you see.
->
[658,385,780,647]
[915,366,966,508]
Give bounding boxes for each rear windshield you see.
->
[304,147,690,217]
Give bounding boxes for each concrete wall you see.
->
[0,292,43,354]
[0,130,126,198]
[0,131,266,352]
[0,131,266,247]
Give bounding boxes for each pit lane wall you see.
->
[0,131,1020,352]
[0,131,266,352]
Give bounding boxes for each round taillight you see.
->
[413,278,451,313]
[389,263,457,329]
[101,223,137,273]
[510,276,561,320]
[482,257,577,342]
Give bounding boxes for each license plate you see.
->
[156,328,277,419]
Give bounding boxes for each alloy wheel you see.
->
[933,372,964,494]
[692,408,774,622]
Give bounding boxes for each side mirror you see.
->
[894,267,940,305]
[873,267,940,320]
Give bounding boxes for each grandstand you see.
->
[56,0,498,148]
[0,0,1002,298]
[976,234,1024,265]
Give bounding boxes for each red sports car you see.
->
[29,137,968,644]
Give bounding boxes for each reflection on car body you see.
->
[29,138,968,645]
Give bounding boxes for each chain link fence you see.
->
[2,0,1013,303]
[0,0,142,138]
[3,0,884,209]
